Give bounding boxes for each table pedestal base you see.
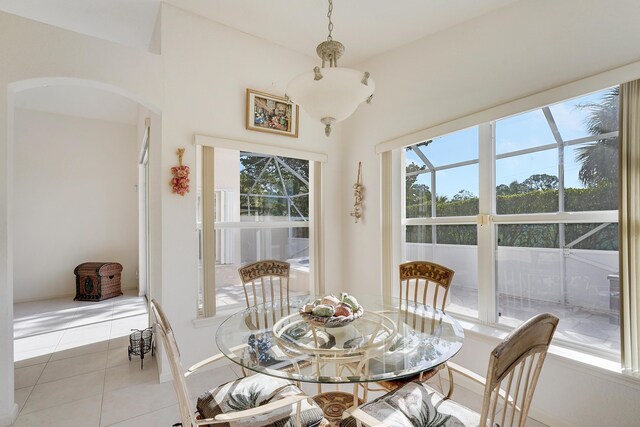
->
[313,392,364,426]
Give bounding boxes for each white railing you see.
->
[406,243,618,313]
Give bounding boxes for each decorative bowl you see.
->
[299,306,364,328]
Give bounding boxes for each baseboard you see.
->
[159,370,173,384]
[14,286,139,304]
[0,403,19,427]
[14,292,76,303]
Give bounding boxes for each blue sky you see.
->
[405,89,614,199]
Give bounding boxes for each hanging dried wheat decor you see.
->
[350,161,363,223]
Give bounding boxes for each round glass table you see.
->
[216,295,464,423]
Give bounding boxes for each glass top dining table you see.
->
[215,295,464,385]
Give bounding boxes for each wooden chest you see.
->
[74,262,123,301]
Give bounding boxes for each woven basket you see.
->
[299,306,364,328]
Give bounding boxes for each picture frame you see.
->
[246,88,299,138]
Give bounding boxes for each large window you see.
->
[197,147,314,316]
[403,127,480,318]
[401,87,620,356]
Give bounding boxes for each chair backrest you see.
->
[399,261,455,311]
[150,299,198,427]
[238,260,291,309]
[479,313,559,427]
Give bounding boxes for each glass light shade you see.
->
[286,67,375,123]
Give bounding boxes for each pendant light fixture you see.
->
[286,0,375,136]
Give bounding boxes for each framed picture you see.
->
[246,89,299,138]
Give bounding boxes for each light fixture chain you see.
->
[327,0,334,41]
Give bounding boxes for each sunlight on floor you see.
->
[14,291,148,363]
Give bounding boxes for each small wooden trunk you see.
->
[74,262,123,301]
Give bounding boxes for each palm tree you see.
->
[575,87,619,187]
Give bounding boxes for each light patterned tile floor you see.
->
[13,292,548,426]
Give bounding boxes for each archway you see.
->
[4,77,162,423]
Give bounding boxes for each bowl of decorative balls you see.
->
[299,293,363,328]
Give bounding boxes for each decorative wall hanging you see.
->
[350,161,363,223]
[246,89,299,137]
[171,148,190,196]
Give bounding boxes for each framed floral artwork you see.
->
[246,89,299,138]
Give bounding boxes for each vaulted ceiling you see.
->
[0,0,521,64]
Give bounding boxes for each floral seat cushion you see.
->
[341,381,480,427]
[197,374,324,427]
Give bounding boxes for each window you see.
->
[403,127,480,318]
[400,87,620,356]
[197,146,315,316]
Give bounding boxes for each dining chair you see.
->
[342,312,559,427]
[238,260,335,393]
[238,260,291,309]
[373,260,455,393]
[150,299,327,427]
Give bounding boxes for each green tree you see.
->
[495,174,558,197]
[522,174,559,191]
[575,87,619,187]
[452,190,475,201]
[405,162,431,217]
[239,153,309,219]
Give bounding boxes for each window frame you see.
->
[194,135,327,318]
[397,90,621,360]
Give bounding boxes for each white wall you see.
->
[3,0,639,425]
[341,0,640,293]
[0,11,161,424]
[12,109,138,302]
[157,3,345,368]
[339,0,640,425]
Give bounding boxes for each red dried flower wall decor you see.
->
[171,148,190,196]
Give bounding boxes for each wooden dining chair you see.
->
[343,313,559,427]
[238,260,334,388]
[149,299,327,427]
[373,260,455,393]
[238,260,291,309]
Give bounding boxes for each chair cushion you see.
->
[197,374,324,427]
[341,381,480,427]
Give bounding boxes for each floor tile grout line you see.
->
[16,384,36,419]
[101,401,179,427]
[17,392,105,421]
[13,294,147,424]
[18,352,52,419]
[99,312,116,426]
[33,364,108,387]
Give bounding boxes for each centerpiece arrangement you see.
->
[299,293,363,328]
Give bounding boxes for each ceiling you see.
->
[0,0,161,51]
[15,85,140,125]
[2,0,521,123]
[0,0,521,64]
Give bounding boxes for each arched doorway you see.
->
[4,77,161,421]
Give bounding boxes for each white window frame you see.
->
[395,90,621,360]
[194,135,327,317]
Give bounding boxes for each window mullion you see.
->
[478,122,496,324]
[431,171,437,244]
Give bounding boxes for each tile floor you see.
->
[13,292,548,426]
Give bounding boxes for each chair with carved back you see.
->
[150,299,327,427]
[238,260,291,310]
[343,313,559,427]
[237,260,335,377]
[372,261,455,393]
